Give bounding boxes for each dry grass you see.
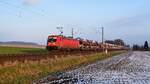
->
[0,51,125,84]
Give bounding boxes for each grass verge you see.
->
[0,51,125,84]
[0,46,47,55]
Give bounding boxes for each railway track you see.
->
[0,49,125,65]
[0,50,100,65]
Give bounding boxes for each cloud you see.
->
[23,0,42,5]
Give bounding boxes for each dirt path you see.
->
[36,51,150,84]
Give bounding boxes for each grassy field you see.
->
[0,46,48,54]
[0,51,125,84]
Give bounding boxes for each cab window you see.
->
[48,37,57,42]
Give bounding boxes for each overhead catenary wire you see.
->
[0,0,47,17]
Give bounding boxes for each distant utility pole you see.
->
[101,27,105,53]
[56,27,63,35]
[71,28,74,38]
[101,27,104,44]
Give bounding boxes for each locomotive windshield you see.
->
[48,37,57,42]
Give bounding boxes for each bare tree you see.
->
[114,39,125,46]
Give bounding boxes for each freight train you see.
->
[46,35,126,51]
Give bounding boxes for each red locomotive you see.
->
[46,35,80,50]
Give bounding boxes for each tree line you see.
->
[133,41,149,51]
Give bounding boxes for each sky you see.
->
[0,0,150,45]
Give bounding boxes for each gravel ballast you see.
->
[37,51,150,84]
